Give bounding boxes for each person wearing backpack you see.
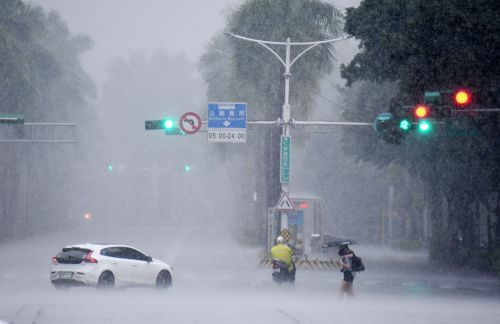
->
[338,244,355,298]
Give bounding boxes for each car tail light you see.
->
[52,256,58,265]
[83,251,98,264]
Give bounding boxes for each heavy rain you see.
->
[1,0,500,323]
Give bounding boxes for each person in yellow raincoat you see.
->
[270,236,295,275]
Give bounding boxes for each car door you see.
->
[125,248,156,285]
[115,247,142,285]
[100,247,130,285]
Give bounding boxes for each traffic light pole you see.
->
[227,33,351,233]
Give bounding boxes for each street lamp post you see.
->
[227,32,349,232]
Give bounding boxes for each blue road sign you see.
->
[208,103,247,129]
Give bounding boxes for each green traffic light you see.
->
[164,119,174,129]
[107,164,113,172]
[399,119,412,131]
[184,165,191,172]
[418,120,431,132]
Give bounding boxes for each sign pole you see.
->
[280,38,292,230]
[227,33,348,234]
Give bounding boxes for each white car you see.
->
[50,243,173,289]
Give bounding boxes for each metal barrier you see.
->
[0,123,76,143]
[259,256,340,270]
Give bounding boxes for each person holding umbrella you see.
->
[338,244,355,298]
[322,238,360,297]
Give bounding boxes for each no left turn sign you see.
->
[180,112,202,134]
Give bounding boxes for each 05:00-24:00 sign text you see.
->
[208,132,245,141]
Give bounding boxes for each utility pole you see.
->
[227,33,353,233]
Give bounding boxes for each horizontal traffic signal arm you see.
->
[0,114,24,124]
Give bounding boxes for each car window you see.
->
[121,247,148,261]
[133,249,148,261]
[100,247,123,258]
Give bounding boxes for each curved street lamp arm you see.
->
[290,36,350,68]
[290,43,321,68]
[227,33,351,69]
[227,32,289,45]
[227,32,349,46]
[227,32,286,67]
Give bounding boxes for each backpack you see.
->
[351,253,365,272]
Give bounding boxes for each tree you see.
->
[200,0,344,223]
[0,0,95,240]
[341,0,500,267]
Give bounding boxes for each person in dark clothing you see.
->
[338,244,355,298]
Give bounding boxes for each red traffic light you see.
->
[414,104,429,118]
[454,89,471,106]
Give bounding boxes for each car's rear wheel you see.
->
[97,271,115,289]
[155,270,172,289]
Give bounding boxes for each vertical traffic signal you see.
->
[413,104,432,134]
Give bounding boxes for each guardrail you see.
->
[259,256,340,270]
[0,123,76,143]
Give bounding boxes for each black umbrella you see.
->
[322,238,358,248]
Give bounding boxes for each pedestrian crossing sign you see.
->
[275,192,295,211]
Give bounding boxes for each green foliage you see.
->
[341,0,500,265]
[0,0,95,241]
[342,0,500,94]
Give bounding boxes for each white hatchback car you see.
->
[50,243,173,289]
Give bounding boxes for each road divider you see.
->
[259,256,341,271]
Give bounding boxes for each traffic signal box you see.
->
[425,89,473,107]
[145,118,186,135]
[400,103,433,134]
[374,112,405,144]
[375,88,475,143]
[404,89,474,131]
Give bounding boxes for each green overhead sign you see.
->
[280,135,290,183]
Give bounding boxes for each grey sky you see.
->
[31,0,242,86]
[30,0,360,87]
